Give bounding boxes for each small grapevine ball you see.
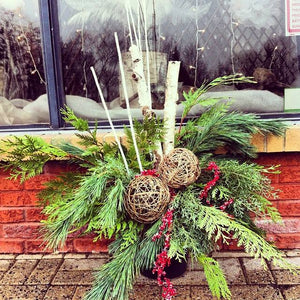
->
[124,175,170,223]
[158,148,201,189]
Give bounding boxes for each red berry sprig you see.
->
[152,208,177,300]
[219,198,234,211]
[135,169,160,178]
[199,161,220,204]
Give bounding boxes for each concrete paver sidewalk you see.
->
[0,250,299,299]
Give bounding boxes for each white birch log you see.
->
[129,44,152,109]
[90,67,130,175]
[163,61,181,155]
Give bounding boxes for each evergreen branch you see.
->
[176,103,286,158]
[199,206,294,270]
[86,222,163,300]
[179,74,255,129]
[85,238,140,300]
[0,135,68,182]
[124,115,165,170]
[61,107,101,148]
[197,255,231,300]
[173,191,294,271]
[41,158,130,250]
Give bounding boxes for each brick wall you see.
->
[0,153,299,253]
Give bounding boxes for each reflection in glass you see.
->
[0,0,47,125]
[58,0,300,121]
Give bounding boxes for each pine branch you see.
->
[179,74,255,129]
[176,103,286,158]
[42,157,131,250]
[85,222,163,300]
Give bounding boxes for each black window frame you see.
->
[1,0,300,132]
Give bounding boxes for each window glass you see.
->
[0,0,48,125]
[58,0,300,121]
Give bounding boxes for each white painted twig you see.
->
[114,32,143,173]
[126,5,133,46]
[90,66,130,175]
[142,0,151,99]
[128,4,139,49]
[163,61,181,155]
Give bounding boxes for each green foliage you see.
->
[85,222,163,300]
[124,114,165,170]
[41,157,132,250]
[0,95,293,300]
[172,190,294,270]
[61,106,90,131]
[197,255,231,300]
[176,103,286,158]
[202,159,282,222]
[180,74,255,123]
[0,135,67,182]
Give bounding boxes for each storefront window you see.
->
[0,0,299,128]
[0,0,47,125]
[57,0,300,121]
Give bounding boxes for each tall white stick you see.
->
[114,32,143,173]
[163,61,181,155]
[90,67,130,175]
[128,4,139,49]
[126,6,133,46]
[142,0,151,99]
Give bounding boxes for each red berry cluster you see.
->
[219,198,234,211]
[136,169,160,178]
[152,209,174,241]
[199,161,220,203]
[152,208,177,300]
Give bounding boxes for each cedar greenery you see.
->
[0,76,295,300]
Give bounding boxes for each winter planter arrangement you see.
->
[0,20,298,300]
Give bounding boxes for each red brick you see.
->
[0,208,24,223]
[0,176,23,190]
[24,239,74,253]
[255,218,300,234]
[255,153,300,166]
[73,238,111,253]
[267,233,300,249]
[264,172,279,184]
[24,174,57,190]
[0,191,39,207]
[25,208,45,222]
[43,161,84,174]
[0,239,24,253]
[0,225,3,238]
[3,223,41,239]
[277,200,300,216]
[279,166,300,183]
[219,239,244,251]
[272,184,300,200]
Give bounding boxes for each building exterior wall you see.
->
[0,127,299,253]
